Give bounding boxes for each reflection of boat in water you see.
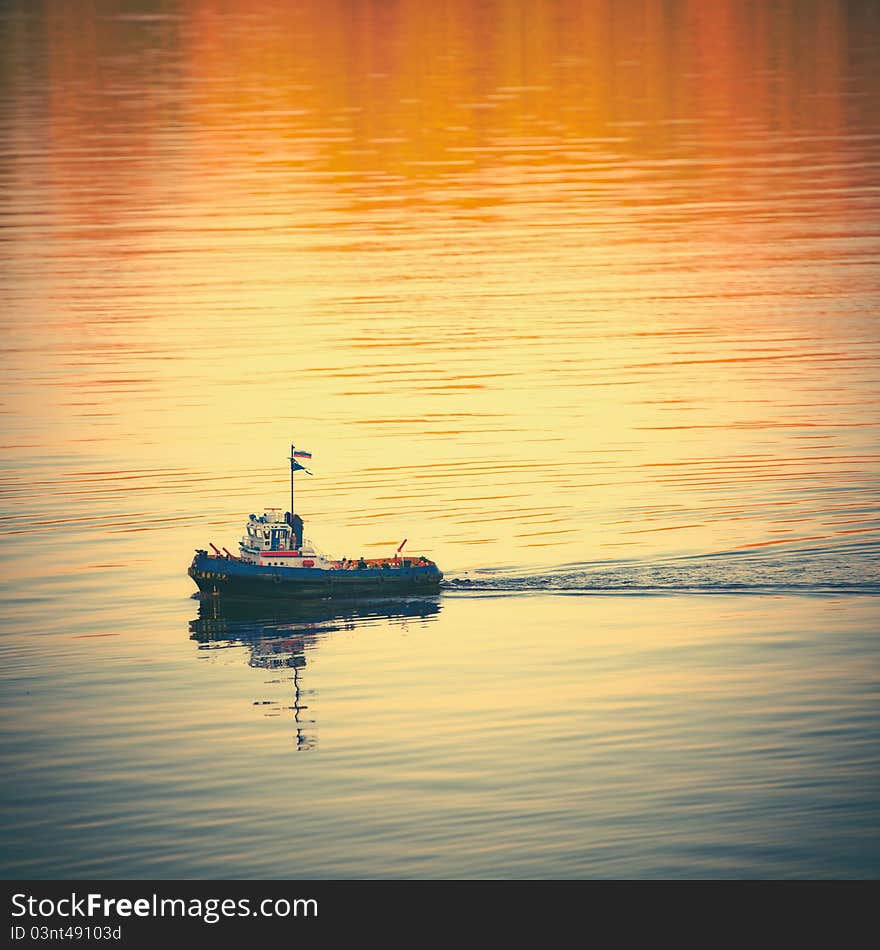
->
[189,594,441,750]
[188,444,443,601]
[189,593,442,642]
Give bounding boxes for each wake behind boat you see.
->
[188,445,443,601]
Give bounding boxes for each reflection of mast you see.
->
[291,662,314,751]
[249,636,315,750]
[252,636,315,750]
[191,620,316,749]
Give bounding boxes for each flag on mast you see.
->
[290,445,313,475]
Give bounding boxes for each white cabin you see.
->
[239,509,333,569]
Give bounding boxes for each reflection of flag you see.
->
[293,450,312,459]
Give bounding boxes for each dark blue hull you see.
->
[189,551,443,601]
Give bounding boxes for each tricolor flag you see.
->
[293,449,312,459]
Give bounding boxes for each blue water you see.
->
[2,588,878,879]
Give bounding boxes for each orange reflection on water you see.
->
[2,0,878,571]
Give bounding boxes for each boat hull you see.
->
[189,551,443,601]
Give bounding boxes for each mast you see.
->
[289,443,296,517]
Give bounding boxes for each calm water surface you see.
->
[1,0,879,878]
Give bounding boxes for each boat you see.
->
[188,445,443,601]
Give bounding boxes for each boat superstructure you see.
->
[239,509,334,570]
